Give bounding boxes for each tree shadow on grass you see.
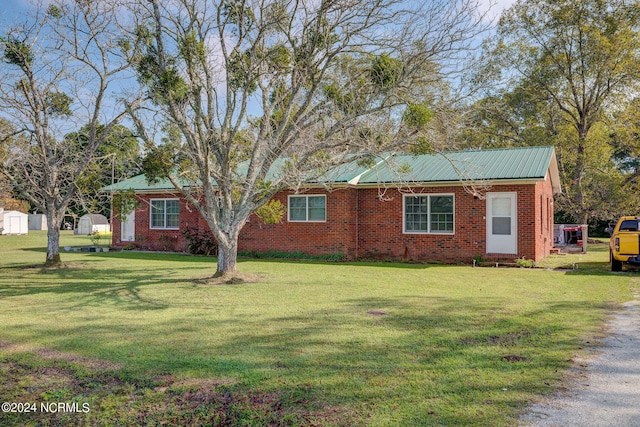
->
[0,275,616,426]
[0,242,627,423]
[0,264,180,310]
[20,246,217,263]
[94,251,215,263]
[127,296,606,426]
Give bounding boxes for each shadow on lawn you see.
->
[127,296,603,426]
[20,246,216,263]
[0,264,181,310]
[0,273,612,425]
[0,246,624,424]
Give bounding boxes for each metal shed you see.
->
[28,213,48,230]
[76,213,110,235]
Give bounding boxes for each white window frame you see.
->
[287,195,327,222]
[149,198,180,230]
[403,193,455,234]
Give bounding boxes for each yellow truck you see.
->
[609,216,640,271]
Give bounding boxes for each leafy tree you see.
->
[124,0,487,277]
[0,118,30,213]
[0,1,135,266]
[64,124,141,219]
[479,0,640,223]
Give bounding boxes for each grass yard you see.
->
[0,231,638,426]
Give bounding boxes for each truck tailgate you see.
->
[618,233,640,255]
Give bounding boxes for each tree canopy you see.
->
[0,0,135,266]
[124,0,487,276]
[472,0,640,224]
[64,124,141,220]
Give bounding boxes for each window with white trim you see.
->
[288,195,326,222]
[404,194,454,234]
[150,199,180,229]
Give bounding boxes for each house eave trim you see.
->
[352,178,545,189]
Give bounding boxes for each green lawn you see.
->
[0,231,637,426]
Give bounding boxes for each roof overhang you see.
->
[351,178,552,191]
[103,147,564,195]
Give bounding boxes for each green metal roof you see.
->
[358,146,557,185]
[103,146,560,192]
[310,158,379,184]
[233,156,373,184]
[102,174,180,192]
[103,156,378,192]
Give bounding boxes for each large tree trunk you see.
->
[44,210,63,267]
[45,226,62,267]
[572,129,589,224]
[216,236,238,277]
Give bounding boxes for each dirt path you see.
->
[520,298,640,427]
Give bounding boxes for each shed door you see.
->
[10,216,20,234]
[121,210,135,242]
[486,192,517,254]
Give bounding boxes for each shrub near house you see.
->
[104,146,561,264]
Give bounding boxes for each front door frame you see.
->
[121,210,135,242]
[486,192,517,255]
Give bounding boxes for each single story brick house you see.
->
[104,146,561,263]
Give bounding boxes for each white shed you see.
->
[76,213,110,235]
[1,210,29,235]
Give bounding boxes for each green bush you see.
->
[516,257,536,268]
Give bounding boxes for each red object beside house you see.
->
[105,146,561,263]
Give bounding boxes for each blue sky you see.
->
[1,0,29,17]
[2,0,515,22]
[0,0,516,126]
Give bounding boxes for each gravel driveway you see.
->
[520,297,640,427]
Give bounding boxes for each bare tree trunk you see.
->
[45,226,62,267]
[573,128,589,224]
[216,237,238,277]
[44,227,62,267]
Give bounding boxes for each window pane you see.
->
[405,196,428,232]
[151,200,165,228]
[492,197,511,216]
[431,213,454,232]
[289,197,307,221]
[492,217,511,235]
[406,196,428,213]
[620,220,639,231]
[166,200,179,228]
[430,196,453,232]
[430,196,453,213]
[308,196,326,221]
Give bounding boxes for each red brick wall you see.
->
[534,174,555,261]
[357,186,485,263]
[112,193,204,252]
[239,189,359,257]
[112,180,555,263]
[357,182,554,263]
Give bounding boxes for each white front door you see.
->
[121,210,135,242]
[486,192,517,254]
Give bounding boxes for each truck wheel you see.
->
[611,251,622,272]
